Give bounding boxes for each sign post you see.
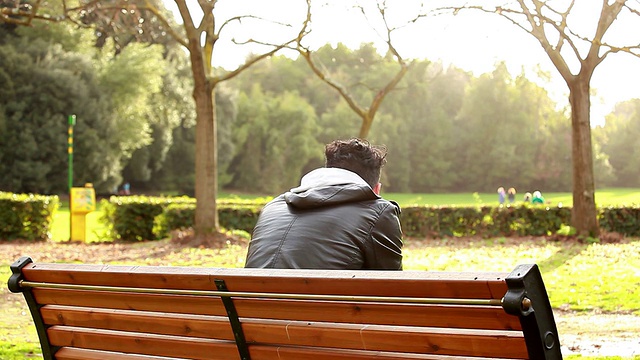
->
[70,184,96,242]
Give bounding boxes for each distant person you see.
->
[524,192,532,203]
[245,138,403,270]
[532,190,544,204]
[123,182,131,195]
[507,187,516,203]
[497,187,506,205]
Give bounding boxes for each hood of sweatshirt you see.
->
[284,168,378,209]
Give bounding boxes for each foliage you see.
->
[100,196,194,242]
[154,203,262,239]
[152,203,195,239]
[0,22,170,194]
[228,85,323,193]
[97,192,640,242]
[102,195,265,242]
[597,99,640,187]
[0,22,633,198]
[400,204,571,238]
[0,192,58,241]
[227,48,594,194]
[599,206,640,237]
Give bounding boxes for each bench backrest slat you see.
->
[55,347,176,360]
[34,289,521,330]
[21,264,508,299]
[54,345,503,360]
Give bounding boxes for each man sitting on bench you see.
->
[245,138,403,270]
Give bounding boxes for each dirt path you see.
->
[556,311,640,357]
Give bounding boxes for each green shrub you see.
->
[599,205,640,236]
[100,199,640,241]
[0,192,59,241]
[153,203,195,239]
[556,225,577,236]
[101,195,194,242]
[401,204,572,238]
[153,202,262,239]
[102,196,265,242]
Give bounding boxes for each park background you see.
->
[1,2,640,199]
[1,0,640,359]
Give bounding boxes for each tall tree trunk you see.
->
[189,43,219,239]
[569,78,599,236]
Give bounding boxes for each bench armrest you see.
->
[504,264,562,360]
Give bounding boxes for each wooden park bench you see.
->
[8,256,563,359]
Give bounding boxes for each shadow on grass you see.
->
[536,239,588,273]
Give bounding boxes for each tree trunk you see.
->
[358,114,373,139]
[568,78,599,236]
[189,43,219,239]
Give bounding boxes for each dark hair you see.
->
[324,138,387,188]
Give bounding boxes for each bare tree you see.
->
[296,0,416,138]
[0,0,309,243]
[439,0,640,236]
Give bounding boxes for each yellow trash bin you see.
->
[70,184,96,242]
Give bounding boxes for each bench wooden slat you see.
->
[49,327,518,360]
[54,345,507,360]
[40,305,234,339]
[244,321,527,358]
[54,347,184,359]
[47,326,240,360]
[21,263,508,299]
[42,305,527,358]
[35,289,521,330]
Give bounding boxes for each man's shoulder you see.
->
[372,197,401,214]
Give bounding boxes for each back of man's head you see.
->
[325,138,387,189]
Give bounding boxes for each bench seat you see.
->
[8,257,562,359]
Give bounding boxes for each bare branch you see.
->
[434,2,576,81]
[585,0,626,67]
[295,0,413,137]
[625,2,640,16]
[213,0,311,85]
[0,5,65,25]
[140,0,188,47]
[214,38,297,85]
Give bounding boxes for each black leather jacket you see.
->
[244,168,403,270]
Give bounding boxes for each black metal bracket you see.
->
[215,279,251,360]
[503,264,563,360]
[8,257,58,360]
[8,256,32,293]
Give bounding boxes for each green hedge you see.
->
[598,205,640,236]
[101,196,195,242]
[2,192,638,242]
[90,197,640,241]
[102,196,263,242]
[0,192,59,241]
[401,204,572,238]
[153,203,261,239]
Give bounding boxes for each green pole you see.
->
[68,115,76,241]
[68,115,76,189]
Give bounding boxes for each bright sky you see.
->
[163,0,640,127]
